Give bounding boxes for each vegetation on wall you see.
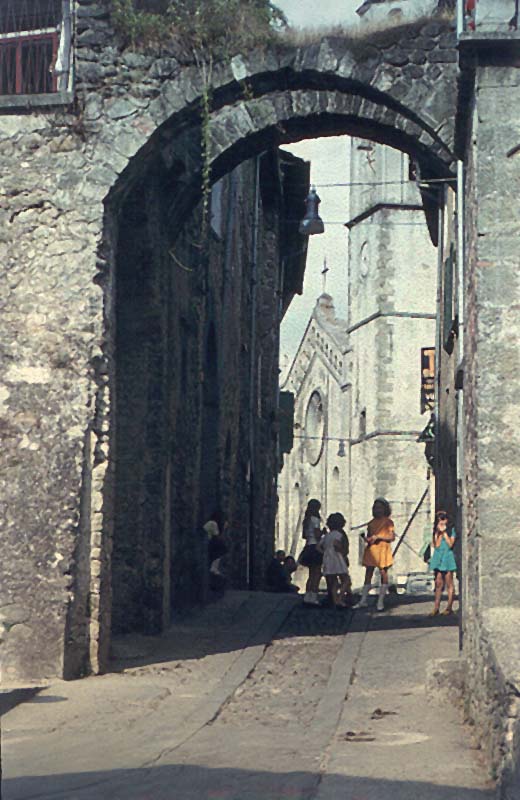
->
[110,0,169,49]
[109,1,287,239]
[110,0,286,55]
[108,0,453,249]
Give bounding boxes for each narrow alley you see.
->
[2,592,494,800]
[2,1,520,797]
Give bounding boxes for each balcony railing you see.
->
[0,0,72,96]
[460,0,519,33]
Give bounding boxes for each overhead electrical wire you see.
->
[309,177,456,189]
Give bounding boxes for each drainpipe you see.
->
[247,155,261,589]
[275,254,286,534]
[457,0,465,36]
[456,160,465,650]
[434,190,445,511]
[56,0,73,91]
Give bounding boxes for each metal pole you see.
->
[392,486,430,559]
[456,160,466,650]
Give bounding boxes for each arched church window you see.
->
[305,390,326,466]
[360,241,369,278]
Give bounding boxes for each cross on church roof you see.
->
[321,257,329,293]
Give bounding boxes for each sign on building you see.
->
[421,347,435,414]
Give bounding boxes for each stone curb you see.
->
[313,610,372,741]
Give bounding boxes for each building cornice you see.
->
[344,202,423,230]
[350,429,422,446]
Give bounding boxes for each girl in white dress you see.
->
[319,513,350,608]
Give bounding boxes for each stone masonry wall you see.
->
[461,55,520,796]
[108,155,289,634]
[0,109,288,682]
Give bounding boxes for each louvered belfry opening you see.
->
[0,0,63,95]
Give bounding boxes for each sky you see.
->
[279,137,351,378]
[275,3,363,374]
[277,0,360,28]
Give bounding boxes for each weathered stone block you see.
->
[385,48,409,67]
[428,50,458,63]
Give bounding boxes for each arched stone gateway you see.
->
[101,22,458,221]
[0,12,458,682]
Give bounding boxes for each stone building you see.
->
[109,148,310,644]
[447,3,520,794]
[0,1,463,685]
[2,2,520,792]
[277,293,350,564]
[346,137,437,581]
[0,0,310,680]
[1,136,308,680]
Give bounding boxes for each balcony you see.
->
[0,0,73,107]
[459,0,520,39]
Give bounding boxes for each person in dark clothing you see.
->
[266,550,299,593]
[204,510,230,593]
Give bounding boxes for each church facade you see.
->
[277,294,351,567]
[278,137,438,588]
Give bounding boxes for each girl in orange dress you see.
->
[354,497,396,611]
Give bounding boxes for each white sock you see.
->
[377,584,388,610]
[357,584,370,606]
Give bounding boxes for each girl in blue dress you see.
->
[429,510,457,616]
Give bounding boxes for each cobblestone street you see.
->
[2,591,495,800]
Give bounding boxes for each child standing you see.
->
[319,513,351,608]
[428,510,457,616]
[299,498,323,606]
[355,497,396,611]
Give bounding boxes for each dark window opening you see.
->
[0,0,62,34]
[0,0,69,96]
[359,408,367,438]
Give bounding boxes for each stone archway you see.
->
[0,12,460,681]
[96,17,459,674]
[101,21,458,228]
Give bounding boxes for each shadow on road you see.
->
[108,592,458,673]
[2,762,495,800]
[0,688,47,718]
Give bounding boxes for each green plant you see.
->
[166,0,286,60]
[110,0,170,48]
[110,0,286,55]
[109,1,286,252]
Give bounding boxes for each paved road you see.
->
[1,591,496,800]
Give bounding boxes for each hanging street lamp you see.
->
[299,186,325,235]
